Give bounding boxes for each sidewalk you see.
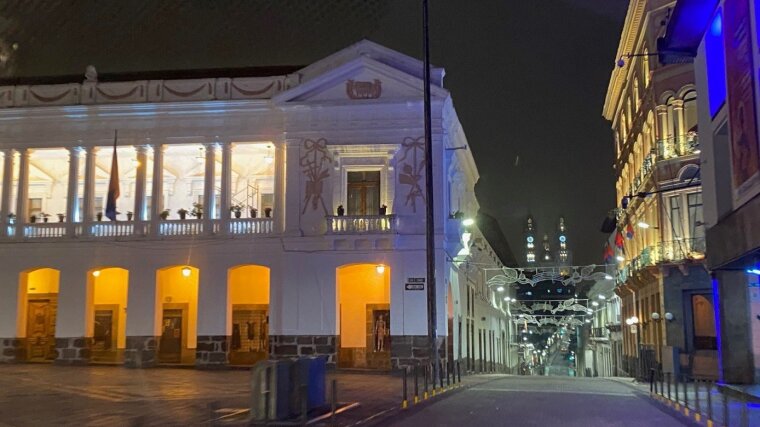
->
[610,376,760,426]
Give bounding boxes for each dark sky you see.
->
[0,1,627,264]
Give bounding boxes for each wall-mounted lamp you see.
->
[92,270,101,277]
[462,218,475,227]
[181,266,192,277]
[664,312,675,322]
[651,312,661,321]
[375,264,386,274]
[496,286,504,292]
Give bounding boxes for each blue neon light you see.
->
[705,11,727,117]
[747,268,760,275]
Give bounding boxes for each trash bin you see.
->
[290,356,327,416]
[250,359,292,421]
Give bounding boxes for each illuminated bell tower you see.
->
[541,234,553,262]
[525,215,536,263]
[557,216,568,263]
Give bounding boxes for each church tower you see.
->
[555,216,572,266]
[525,215,536,263]
[541,234,553,262]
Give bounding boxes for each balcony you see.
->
[618,237,706,283]
[326,215,396,234]
[656,132,699,160]
[590,327,609,339]
[5,217,275,241]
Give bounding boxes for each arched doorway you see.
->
[19,268,60,362]
[87,268,128,363]
[336,263,390,370]
[227,265,270,365]
[156,266,198,364]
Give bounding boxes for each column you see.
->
[655,105,669,158]
[672,100,685,154]
[283,139,301,236]
[150,144,164,236]
[203,142,216,235]
[0,149,14,236]
[273,141,286,233]
[65,147,81,237]
[54,267,92,365]
[133,145,148,223]
[81,146,97,234]
[14,148,30,240]
[219,142,232,236]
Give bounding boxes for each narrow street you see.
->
[391,376,687,427]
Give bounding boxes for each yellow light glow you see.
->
[181,266,192,277]
[376,264,386,274]
[92,270,101,277]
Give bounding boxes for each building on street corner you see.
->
[659,0,760,386]
[603,0,717,381]
[0,40,513,371]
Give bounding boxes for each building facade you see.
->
[603,0,717,380]
[0,40,510,370]
[660,0,760,385]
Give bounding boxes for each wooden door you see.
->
[27,299,56,361]
[159,309,183,363]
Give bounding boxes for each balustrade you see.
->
[326,214,396,234]
[159,219,204,237]
[22,223,67,239]
[229,218,273,235]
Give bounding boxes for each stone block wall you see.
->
[0,338,25,362]
[54,337,92,365]
[390,335,446,369]
[124,335,158,368]
[196,335,230,369]
[270,335,336,365]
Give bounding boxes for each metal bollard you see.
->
[695,379,700,415]
[674,373,679,404]
[649,369,655,394]
[423,364,429,397]
[457,361,461,384]
[402,368,408,408]
[331,379,338,423]
[439,360,445,389]
[660,371,664,398]
[413,365,419,402]
[667,373,671,400]
[683,375,688,408]
[706,381,713,422]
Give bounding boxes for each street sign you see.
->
[630,325,638,334]
[405,277,425,291]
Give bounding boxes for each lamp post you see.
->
[651,312,662,375]
[626,316,641,379]
[421,0,439,385]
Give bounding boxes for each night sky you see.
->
[0,1,627,264]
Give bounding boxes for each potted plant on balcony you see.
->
[159,209,170,220]
[40,213,50,223]
[57,213,65,223]
[191,202,203,220]
[379,204,387,216]
[230,204,243,219]
[30,214,37,223]
[126,211,133,221]
[337,205,345,216]
[96,211,103,222]
[250,207,258,218]
[264,207,272,218]
[177,208,189,220]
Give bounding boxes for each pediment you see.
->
[273,56,448,104]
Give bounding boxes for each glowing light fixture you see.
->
[376,264,386,274]
[264,145,274,164]
[181,266,192,277]
[503,296,511,301]
[462,218,475,226]
[604,274,613,280]
[592,301,599,307]
[637,221,651,229]
[92,270,101,277]
[497,286,505,292]
[598,295,606,300]
[746,268,760,276]
[616,255,625,262]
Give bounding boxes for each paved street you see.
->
[391,375,689,427]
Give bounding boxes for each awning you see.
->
[657,0,719,64]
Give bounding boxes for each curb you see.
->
[648,392,717,427]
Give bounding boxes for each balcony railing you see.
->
[326,214,396,234]
[90,222,146,238]
[656,132,699,160]
[159,219,204,236]
[590,327,609,338]
[229,218,273,235]
[23,223,66,239]
[618,237,706,284]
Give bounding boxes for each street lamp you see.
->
[627,316,642,379]
[462,218,475,227]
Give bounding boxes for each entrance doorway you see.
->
[228,265,270,365]
[156,266,198,364]
[336,264,391,370]
[88,267,128,363]
[20,268,60,362]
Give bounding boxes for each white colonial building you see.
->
[0,40,513,370]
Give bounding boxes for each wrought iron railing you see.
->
[619,237,706,284]
[656,132,699,159]
[326,214,396,234]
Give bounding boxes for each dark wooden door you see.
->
[27,299,56,361]
[159,309,183,363]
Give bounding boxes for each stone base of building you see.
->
[124,336,159,368]
[54,337,92,365]
[390,335,446,369]
[270,335,337,366]
[0,338,25,362]
[196,335,230,369]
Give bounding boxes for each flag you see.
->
[626,223,635,239]
[105,130,120,221]
[615,230,625,249]
[603,242,614,263]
